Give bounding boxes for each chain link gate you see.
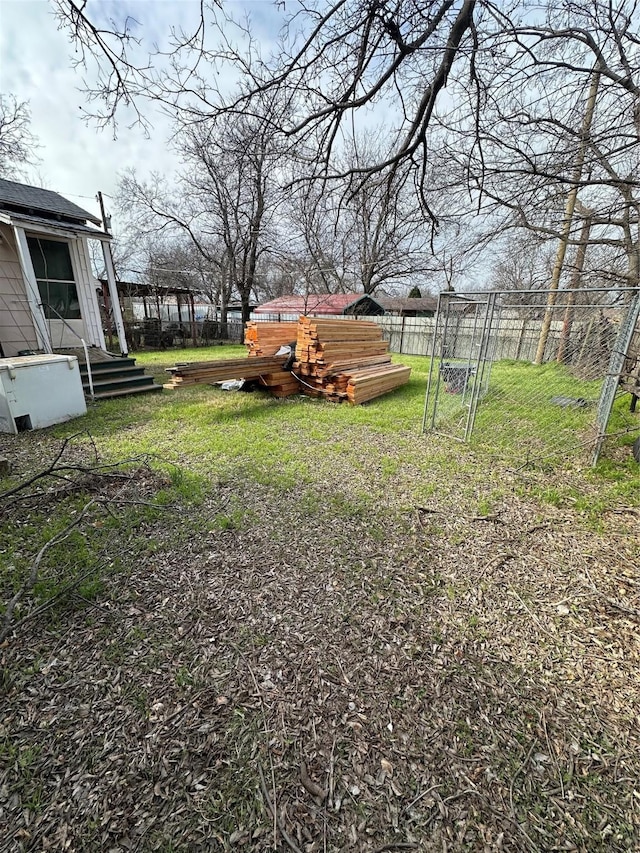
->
[422,292,500,442]
[422,288,640,465]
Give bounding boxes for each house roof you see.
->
[254,293,384,315]
[0,178,101,225]
[0,210,109,239]
[377,296,438,313]
[99,278,208,298]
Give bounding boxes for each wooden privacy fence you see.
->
[251,312,575,362]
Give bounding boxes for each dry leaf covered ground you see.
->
[1,352,639,853]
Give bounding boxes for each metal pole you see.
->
[465,293,496,441]
[189,293,197,347]
[422,294,444,433]
[97,192,129,356]
[101,240,129,355]
[591,289,640,465]
[81,338,95,401]
[461,300,483,407]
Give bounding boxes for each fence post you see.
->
[399,315,406,354]
[591,289,640,465]
[189,293,197,348]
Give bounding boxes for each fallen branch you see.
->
[257,762,303,853]
[602,598,640,621]
[1,462,152,507]
[0,445,173,642]
[582,566,640,623]
[1,497,97,642]
[300,760,327,803]
[0,431,152,509]
[606,506,640,517]
[2,469,149,509]
[402,783,443,814]
[0,553,102,645]
[95,497,172,509]
[0,432,95,501]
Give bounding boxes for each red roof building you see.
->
[253,293,384,317]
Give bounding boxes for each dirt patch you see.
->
[2,439,639,853]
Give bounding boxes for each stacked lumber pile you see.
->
[292,317,410,403]
[245,321,298,357]
[345,364,412,404]
[164,318,409,403]
[257,368,301,398]
[163,355,289,389]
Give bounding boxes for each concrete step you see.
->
[80,356,161,399]
[79,357,138,375]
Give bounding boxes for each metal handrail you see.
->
[39,303,95,401]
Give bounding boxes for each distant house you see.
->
[0,178,127,358]
[376,296,438,317]
[254,292,385,319]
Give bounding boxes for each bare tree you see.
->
[52,0,640,319]
[52,2,640,201]
[117,99,282,323]
[283,180,350,295]
[0,95,40,178]
[490,233,557,303]
[341,138,433,294]
[442,5,640,287]
[180,107,283,322]
[275,129,446,296]
[115,176,232,317]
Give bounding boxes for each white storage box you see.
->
[0,355,87,434]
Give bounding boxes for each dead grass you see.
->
[0,360,639,852]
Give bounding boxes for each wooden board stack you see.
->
[244,321,298,356]
[165,317,410,404]
[292,317,411,403]
[163,355,289,389]
[345,364,412,404]
[257,369,302,398]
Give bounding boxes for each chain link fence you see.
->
[422,288,640,466]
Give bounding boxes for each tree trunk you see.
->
[556,214,592,363]
[535,69,600,365]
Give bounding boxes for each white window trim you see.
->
[12,225,52,353]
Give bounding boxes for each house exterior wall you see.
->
[0,223,39,357]
[0,221,107,354]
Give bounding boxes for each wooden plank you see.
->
[245,321,298,356]
[346,366,411,404]
[165,355,288,387]
[316,353,392,377]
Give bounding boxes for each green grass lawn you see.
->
[59,344,636,529]
[128,344,640,475]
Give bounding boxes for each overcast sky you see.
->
[0,0,274,224]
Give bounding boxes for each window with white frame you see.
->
[26,236,81,320]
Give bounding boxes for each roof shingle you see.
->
[0,178,101,225]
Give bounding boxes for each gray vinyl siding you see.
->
[0,223,38,357]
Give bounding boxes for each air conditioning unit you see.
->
[0,355,87,434]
